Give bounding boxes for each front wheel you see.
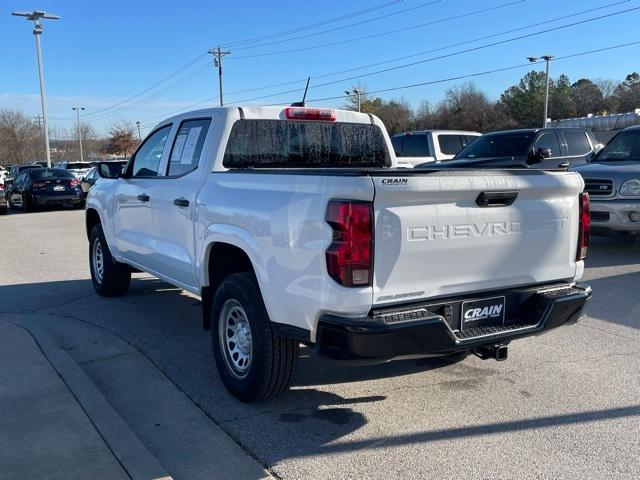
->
[211,273,299,402]
[89,224,131,296]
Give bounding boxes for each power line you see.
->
[230,0,525,60]
[135,40,640,131]
[94,1,636,127]
[224,4,640,105]
[300,41,640,104]
[220,0,405,48]
[230,0,442,52]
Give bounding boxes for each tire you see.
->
[211,272,299,402]
[89,224,131,296]
[0,206,6,215]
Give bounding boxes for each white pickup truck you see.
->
[86,106,592,402]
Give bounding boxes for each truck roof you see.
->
[158,106,378,130]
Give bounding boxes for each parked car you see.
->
[55,161,94,179]
[391,130,481,166]
[86,105,591,402]
[431,128,599,169]
[0,183,7,215]
[574,125,640,234]
[0,166,8,185]
[6,168,83,211]
[3,164,42,194]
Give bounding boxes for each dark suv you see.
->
[433,127,599,169]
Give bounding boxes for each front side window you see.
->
[130,125,172,177]
[223,120,390,168]
[167,119,211,176]
[534,132,561,157]
[564,131,592,156]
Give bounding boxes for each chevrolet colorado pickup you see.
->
[86,106,592,402]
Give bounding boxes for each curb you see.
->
[12,319,173,480]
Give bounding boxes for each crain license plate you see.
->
[461,296,505,330]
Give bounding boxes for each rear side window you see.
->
[400,135,429,157]
[564,131,592,156]
[438,134,464,155]
[223,120,390,168]
[168,119,211,176]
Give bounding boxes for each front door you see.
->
[113,124,173,268]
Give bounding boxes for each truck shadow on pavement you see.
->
[2,270,639,470]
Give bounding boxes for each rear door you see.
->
[560,130,594,166]
[146,117,212,288]
[371,170,583,306]
[532,131,564,169]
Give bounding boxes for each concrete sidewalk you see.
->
[0,313,273,480]
[0,321,131,480]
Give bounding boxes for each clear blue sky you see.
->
[3,0,640,135]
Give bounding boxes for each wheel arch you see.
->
[201,241,258,330]
[85,208,102,240]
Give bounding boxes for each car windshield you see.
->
[455,132,536,159]
[30,169,75,179]
[593,131,640,162]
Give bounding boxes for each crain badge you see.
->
[381,178,408,185]
[461,296,506,328]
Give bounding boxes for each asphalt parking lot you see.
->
[1,209,639,480]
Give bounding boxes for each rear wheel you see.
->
[22,194,34,212]
[211,272,299,402]
[89,224,131,296]
[0,206,6,215]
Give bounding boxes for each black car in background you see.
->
[6,168,83,211]
[425,127,600,169]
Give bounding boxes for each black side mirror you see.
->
[527,147,552,165]
[97,162,125,179]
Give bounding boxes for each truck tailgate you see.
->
[371,170,584,305]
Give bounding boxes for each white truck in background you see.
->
[86,105,591,402]
[391,129,481,166]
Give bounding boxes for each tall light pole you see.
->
[528,55,554,127]
[345,88,364,112]
[72,107,85,162]
[136,121,141,141]
[12,10,60,168]
[208,46,231,107]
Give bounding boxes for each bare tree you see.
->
[105,120,137,159]
[0,108,42,166]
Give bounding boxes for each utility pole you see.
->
[136,121,141,141]
[72,106,85,161]
[527,55,554,127]
[345,88,364,112]
[208,46,231,107]
[33,114,44,162]
[12,10,60,168]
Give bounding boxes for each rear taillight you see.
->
[325,200,373,287]
[284,107,336,121]
[0,184,4,191]
[577,192,590,260]
[70,178,80,187]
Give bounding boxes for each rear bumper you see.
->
[316,283,591,362]
[590,199,640,232]
[32,194,82,206]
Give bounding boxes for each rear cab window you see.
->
[223,120,390,168]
